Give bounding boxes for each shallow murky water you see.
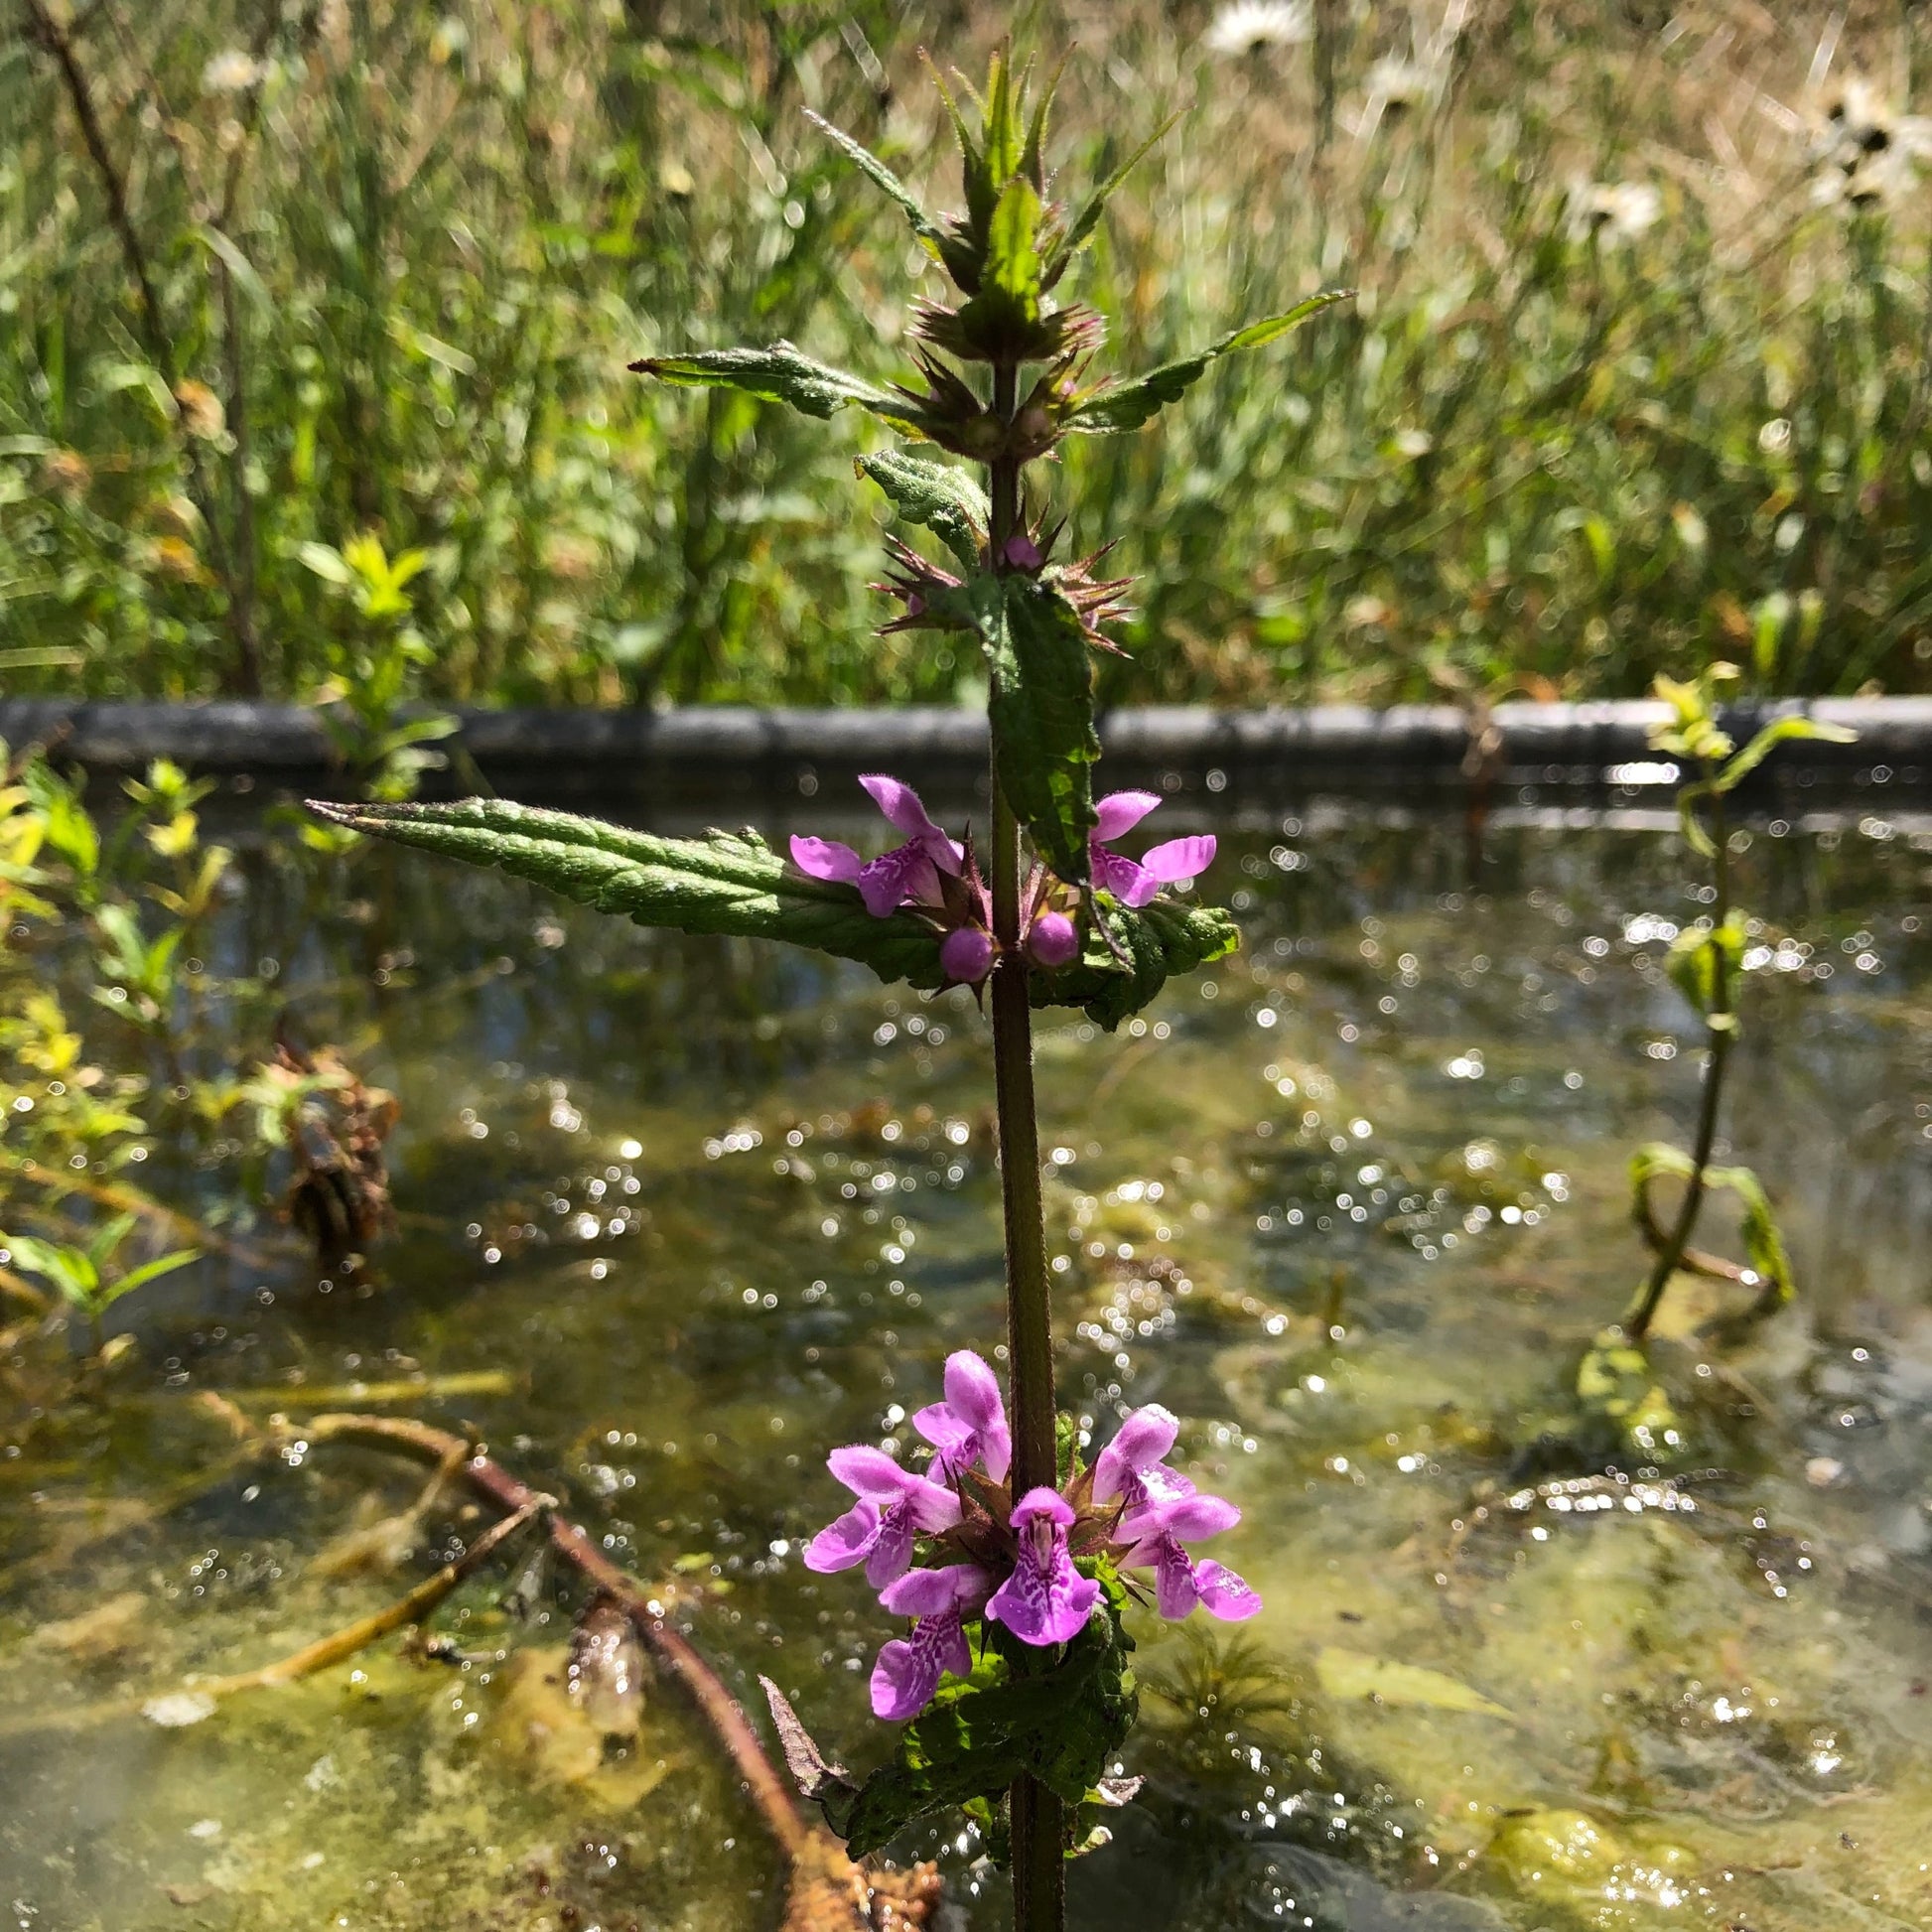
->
[4,802,1931,1930]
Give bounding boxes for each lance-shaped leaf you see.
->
[628,342,928,437]
[801,109,944,252]
[857,450,988,572]
[1033,896,1240,1031]
[303,798,948,989]
[1714,713,1857,794]
[973,573,1099,886]
[1043,114,1180,289]
[954,176,1043,356]
[1067,290,1354,435]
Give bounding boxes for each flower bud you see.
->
[939,924,994,984]
[1025,909,1078,968]
[1003,533,1043,571]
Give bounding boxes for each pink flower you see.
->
[870,1564,994,1720]
[1091,1404,1196,1514]
[986,1488,1100,1646]
[912,1349,1012,1484]
[1121,1491,1262,1623]
[1088,792,1216,908]
[790,775,964,918]
[803,1446,962,1589]
[1100,1405,1262,1623]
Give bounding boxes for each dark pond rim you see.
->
[7,696,1932,820]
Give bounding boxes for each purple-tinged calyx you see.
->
[876,537,970,635]
[789,775,964,919]
[1089,791,1217,909]
[803,1445,962,1589]
[912,1348,1012,1484]
[986,1488,1101,1646]
[870,1564,995,1720]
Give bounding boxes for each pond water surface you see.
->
[4,800,1931,1931]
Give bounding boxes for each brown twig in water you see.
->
[194,1494,545,1696]
[286,1412,938,1931]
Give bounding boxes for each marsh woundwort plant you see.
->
[310,46,1347,1927]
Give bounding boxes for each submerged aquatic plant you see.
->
[1576,665,1853,1454]
[310,43,1346,1928]
[0,1212,198,1359]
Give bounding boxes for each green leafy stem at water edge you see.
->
[763,1568,1139,1863]
[303,798,1236,1030]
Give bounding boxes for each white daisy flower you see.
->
[200,49,262,95]
[1808,75,1932,207]
[1567,181,1663,244]
[1203,0,1314,58]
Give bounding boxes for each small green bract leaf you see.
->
[801,110,944,250]
[1034,897,1239,1031]
[955,177,1043,354]
[1068,292,1354,434]
[833,1572,1138,1861]
[857,451,988,572]
[1045,115,1181,287]
[1665,913,1745,1018]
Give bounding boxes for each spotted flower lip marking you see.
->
[870,1563,995,1720]
[789,774,964,918]
[986,1488,1102,1646]
[912,1348,1013,1484]
[1089,792,1217,909]
[1121,1491,1261,1622]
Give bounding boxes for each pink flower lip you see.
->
[788,775,964,919]
[1088,791,1216,908]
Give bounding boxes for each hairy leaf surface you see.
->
[629,343,926,437]
[975,575,1099,886]
[857,451,988,571]
[835,1580,1137,1860]
[306,798,946,987]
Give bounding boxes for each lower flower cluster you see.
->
[804,1351,1260,1722]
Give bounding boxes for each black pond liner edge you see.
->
[5,697,1931,815]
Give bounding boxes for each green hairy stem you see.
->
[1626,785,1732,1344]
[985,359,1065,1930]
